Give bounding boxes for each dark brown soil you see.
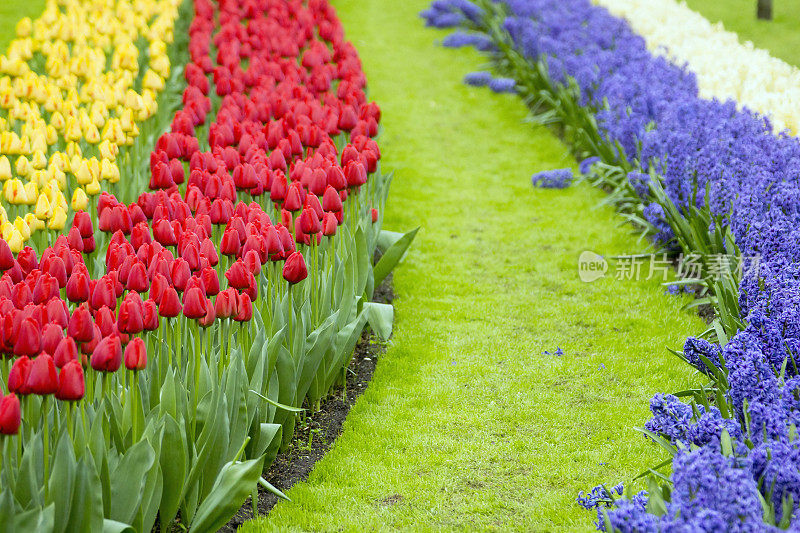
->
[219,273,394,531]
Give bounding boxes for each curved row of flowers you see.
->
[593,0,800,136]
[424,0,800,531]
[0,0,412,530]
[0,0,185,253]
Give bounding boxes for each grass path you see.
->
[242,0,707,531]
[684,0,800,67]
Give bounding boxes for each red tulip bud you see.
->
[124,337,147,371]
[26,354,58,395]
[158,287,182,318]
[14,318,41,357]
[182,287,208,319]
[90,335,122,372]
[0,394,21,434]
[233,292,252,322]
[54,337,79,368]
[66,267,90,303]
[8,356,32,395]
[282,252,308,284]
[56,360,84,401]
[142,299,159,331]
[118,294,145,334]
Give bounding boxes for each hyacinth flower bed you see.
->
[0,0,416,530]
[424,0,800,530]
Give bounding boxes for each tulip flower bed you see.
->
[424,0,800,530]
[0,0,413,530]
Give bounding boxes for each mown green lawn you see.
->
[684,0,800,67]
[0,0,44,51]
[242,0,708,531]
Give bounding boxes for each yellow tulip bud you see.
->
[15,18,32,39]
[0,156,11,180]
[15,155,31,177]
[74,159,93,185]
[1,222,13,241]
[14,217,30,240]
[7,229,24,253]
[3,179,25,205]
[50,111,65,131]
[71,188,88,211]
[24,213,44,232]
[66,142,82,159]
[30,150,46,170]
[85,178,101,196]
[47,206,67,230]
[23,182,37,205]
[101,158,119,182]
[34,194,51,220]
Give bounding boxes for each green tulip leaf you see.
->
[364,302,394,342]
[190,456,266,533]
[373,226,419,288]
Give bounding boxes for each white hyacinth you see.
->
[593,0,800,135]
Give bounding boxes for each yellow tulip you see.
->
[4,179,26,204]
[25,212,44,232]
[0,156,11,180]
[15,155,31,177]
[14,217,30,240]
[6,229,23,253]
[74,159,93,185]
[101,159,120,183]
[85,178,101,196]
[31,150,46,170]
[34,193,51,219]
[71,188,88,211]
[47,205,66,230]
[23,182,37,205]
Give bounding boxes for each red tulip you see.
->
[371,208,378,223]
[158,287,182,317]
[54,337,79,368]
[67,305,95,342]
[199,302,216,328]
[298,208,321,235]
[126,262,149,293]
[95,306,117,338]
[124,337,147,371]
[56,360,84,401]
[118,294,145,334]
[45,297,69,328]
[214,288,237,319]
[200,267,220,296]
[90,277,117,311]
[322,212,338,236]
[0,394,21,434]
[322,185,343,212]
[26,354,58,395]
[14,317,41,356]
[233,292,253,322]
[0,239,14,270]
[182,287,208,319]
[8,356,31,395]
[143,299,159,331]
[220,229,241,257]
[66,267,90,303]
[170,258,192,292]
[283,252,308,284]
[73,211,94,238]
[90,335,122,372]
[42,323,64,355]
